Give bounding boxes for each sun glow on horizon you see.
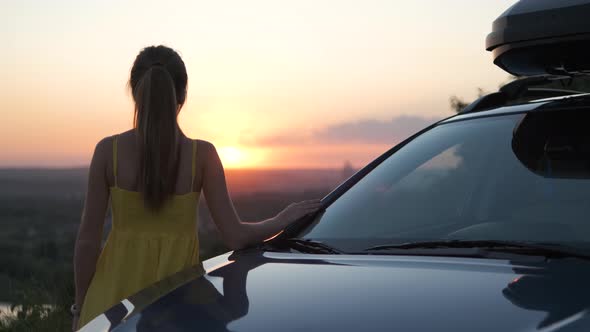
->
[218,146,250,169]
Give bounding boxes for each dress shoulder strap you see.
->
[113,135,118,187]
[191,140,197,192]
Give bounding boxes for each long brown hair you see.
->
[129,45,188,210]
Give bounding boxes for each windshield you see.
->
[299,111,590,253]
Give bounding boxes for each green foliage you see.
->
[449,88,487,113]
[32,241,59,261]
[449,96,470,113]
[449,76,519,114]
[0,194,77,331]
[0,271,73,332]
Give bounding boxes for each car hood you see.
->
[83,250,590,332]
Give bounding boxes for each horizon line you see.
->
[0,165,361,171]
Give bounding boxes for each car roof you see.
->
[441,93,590,124]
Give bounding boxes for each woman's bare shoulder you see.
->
[190,139,220,175]
[191,139,217,155]
[93,136,114,157]
[116,129,136,140]
[93,131,132,161]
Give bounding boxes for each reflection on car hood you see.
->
[84,250,590,332]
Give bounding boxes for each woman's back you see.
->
[78,133,203,326]
[111,130,204,195]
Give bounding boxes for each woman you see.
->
[73,45,322,330]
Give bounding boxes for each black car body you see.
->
[80,0,590,331]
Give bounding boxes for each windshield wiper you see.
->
[268,238,343,255]
[364,240,590,261]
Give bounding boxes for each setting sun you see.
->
[218,146,245,168]
[215,146,267,169]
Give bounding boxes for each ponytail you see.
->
[129,45,188,211]
[133,65,179,210]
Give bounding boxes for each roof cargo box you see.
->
[486,0,590,76]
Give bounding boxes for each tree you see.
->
[449,76,517,113]
[340,161,356,181]
[449,88,486,113]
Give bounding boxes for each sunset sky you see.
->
[1,0,517,169]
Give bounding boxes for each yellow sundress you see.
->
[78,136,201,327]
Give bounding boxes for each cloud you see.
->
[313,115,441,144]
[246,115,441,146]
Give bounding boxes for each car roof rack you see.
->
[460,75,588,114]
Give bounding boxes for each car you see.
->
[80,1,590,331]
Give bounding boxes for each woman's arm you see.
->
[202,142,322,250]
[73,138,111,314]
